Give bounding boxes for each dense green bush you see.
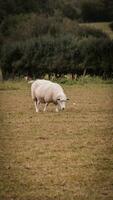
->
[0,0,113,80]
[62,3,79,20]
[0,0,53,23]
[1,0,113,23]
[80,0,113,22]
[0,13,109,45]
[1,34,113,80]
[77,37,113,77]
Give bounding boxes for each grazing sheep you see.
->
[30,79,69,112]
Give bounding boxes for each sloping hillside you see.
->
[80,22,113,39]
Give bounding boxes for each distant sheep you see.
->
[30,79,69,112]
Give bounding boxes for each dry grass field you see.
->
[0,81,113,200]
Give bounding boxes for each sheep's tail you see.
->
[28,80,34,84]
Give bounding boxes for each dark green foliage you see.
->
[80,1,105,22]
[1,34,113,79]
[62,4,79,20]
[80,0,113,22]
[77,37,113,77]
[0,0,113,79]
[0,0,57,22]
[0,0,38,22]
[0,14,109,43]
[0,0,113,23]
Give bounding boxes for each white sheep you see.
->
[30,79,69,112]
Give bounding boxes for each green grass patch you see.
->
[0,80,28,90]
[54,75,113,85]
[0,76,113,91]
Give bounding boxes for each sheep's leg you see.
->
[34,99,40,112]
[43,103,48,112]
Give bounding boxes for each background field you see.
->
[0,81,113,200]
[80,22,113,39]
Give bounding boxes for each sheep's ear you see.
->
[67,98,69,100]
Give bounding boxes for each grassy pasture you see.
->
[0,80,113,200]
[80,22,113,39]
